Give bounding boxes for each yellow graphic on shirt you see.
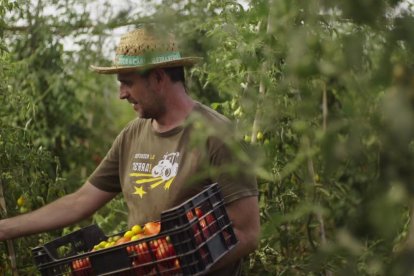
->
[133,186,147,198]
[150,179,165,189]
[136,176,162,184]
[129,152,180,197]
[130,173,153,177]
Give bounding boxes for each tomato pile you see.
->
[70,207,221,275]
[71,221,165,273]
[129,236,180,275]
[91,221,161,251]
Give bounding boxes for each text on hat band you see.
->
[115,52,182,66]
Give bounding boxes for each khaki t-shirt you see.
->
[89,102,258,275]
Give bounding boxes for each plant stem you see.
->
[251,0,275,144]
[305,82,332,276]
[0,180,19,276]
[406,197,414,249]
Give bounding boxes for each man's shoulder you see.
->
[190,102,236,145]
[193,102,232,127]
[121,117,151,135]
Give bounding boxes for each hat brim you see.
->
[90,57,202,74]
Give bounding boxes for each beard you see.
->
[139,104,166,120]
[137,88,167,120]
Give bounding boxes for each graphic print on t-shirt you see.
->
[129,152,180,198]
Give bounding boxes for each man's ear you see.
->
[152,68,165,83]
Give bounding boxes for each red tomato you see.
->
[143,221,161,236]
[132,242,154,275]
[115,236,131,245]
[85,258,90,267]
[174,258,180,268]
[199,217,207,229]
[149,238,161,251]
[155,239,179,275]
[134,242,152,264]
[72,257,90,272]
[126,245,135,254]
[192,224,203,245]
[186,210,194,221]
[71,260,79,270]
[198,217,210,239]
[155,237,175,260]
[195,207,203,218]
[205,213,217,233]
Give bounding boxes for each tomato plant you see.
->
[2,0,414,275]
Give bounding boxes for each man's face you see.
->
[117,71,166,119]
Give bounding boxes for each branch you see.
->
[302,83,332,275]
[305,142,327,244]
[322,82,328,131]
[306,213,317,251]
[4,18,152,36]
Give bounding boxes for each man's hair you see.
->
[139,66,186,89]
[163,66,185,83]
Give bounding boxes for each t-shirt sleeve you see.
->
[208,137,258,205]
[88,131,124,193]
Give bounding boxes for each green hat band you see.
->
[115,51,182,66]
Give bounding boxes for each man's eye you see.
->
[120,81,132,87]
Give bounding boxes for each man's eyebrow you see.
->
[117,77,130,82]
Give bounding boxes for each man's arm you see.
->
[209,195,260,271]
[0,181,117,241]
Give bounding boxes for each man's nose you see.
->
[119,85,129,100]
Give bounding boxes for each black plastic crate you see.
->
[32,183,238,276]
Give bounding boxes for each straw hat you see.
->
[91,27,202,74]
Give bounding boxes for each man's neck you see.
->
[152,86,195,133]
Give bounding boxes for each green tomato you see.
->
[17,195,25,207]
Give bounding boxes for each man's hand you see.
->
[0,181,117,241]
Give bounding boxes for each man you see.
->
[0,26,260,275]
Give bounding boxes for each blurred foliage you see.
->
[1,0,134,272]
[1,0,414,275]
[148,0,414,275]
